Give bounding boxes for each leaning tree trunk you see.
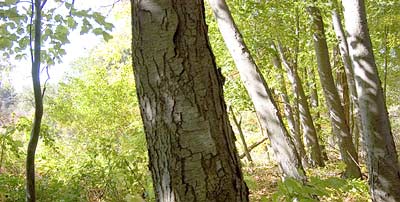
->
[27,0,44,201]
[331,0,362,154]
[208,0,306,181]
[275,42,324,167]
[131,1,249,201]
[307,5,361,178]
[271,52,307,168]
[341,0,400,200]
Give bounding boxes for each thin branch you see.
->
[40,0,47,9]
[29,0,34,64]
[41,64,50,98]
[100,0,122,16]
[239,137,268,159]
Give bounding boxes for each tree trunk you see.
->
[333,46,350,126]
[307,5,361,178]
[131,1,249,201]
[230,107,252,163]
[26,1,44,201]
[208,0,306,181]
[331,1,362,154]
[271,52,307,168]
[341,0,400,200]
[276,42,324,167]
[307,66,329,161]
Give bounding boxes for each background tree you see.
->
[342,0,400,200]
[307,4,361,178]
[208,0,306,180]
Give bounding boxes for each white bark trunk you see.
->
[342,0,400,200]
[208,0,305,181]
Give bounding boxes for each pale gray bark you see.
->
[132,0,249,201]
[342,0,400,200]
[333,46,350,125]
[271,52,307,168]
[307,5,361,178]
[208,0,306,181]
[276,42,324,167]
[331,2,362,153]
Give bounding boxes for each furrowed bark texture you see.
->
[342,0,400,200]
[26,1,43,201]
[131,0,249,201]
[307,6,361,178]
[208,0,306,181]
[276,42,324,167]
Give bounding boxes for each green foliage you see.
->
[40,27,151,201]
[0,0,114,65]
[271,177,369,202]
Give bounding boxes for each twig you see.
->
[239,137,268,159]
[41,65,50,98]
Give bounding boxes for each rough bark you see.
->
[341,0,400,200]
[331,1,362,153]
[271,52,307,168]
[208,0,306,181]
[131,0,249,201]
[276,42,324,167]
[26,1,44,201]
[307,6,361,178]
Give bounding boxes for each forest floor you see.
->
[240,152,371,201]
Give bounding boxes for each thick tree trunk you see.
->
[307,6,361,178]
[208,0,306,181]
[276,42,324,167]
[131,1,249,201]
[331,2,362,154]
[341,0,400,200]
[271,53,307,168]
[26,1,44,201]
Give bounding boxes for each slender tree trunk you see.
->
[271,52,307,168]
[208,0,306,181]
[131,1,249,201]
[331,1,362,155]
[307,5,361,178]
[342,0,400,200]
[26,1,44,201]
[230,107,253,162]
[307,67,329,161]
[276,42,324,167]
[333,46,350,126]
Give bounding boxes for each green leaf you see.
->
[5,0,18,4]
[66,17,78,30]
[55,14,63,23]
[92,27,103,35]
[102,32,113,42]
